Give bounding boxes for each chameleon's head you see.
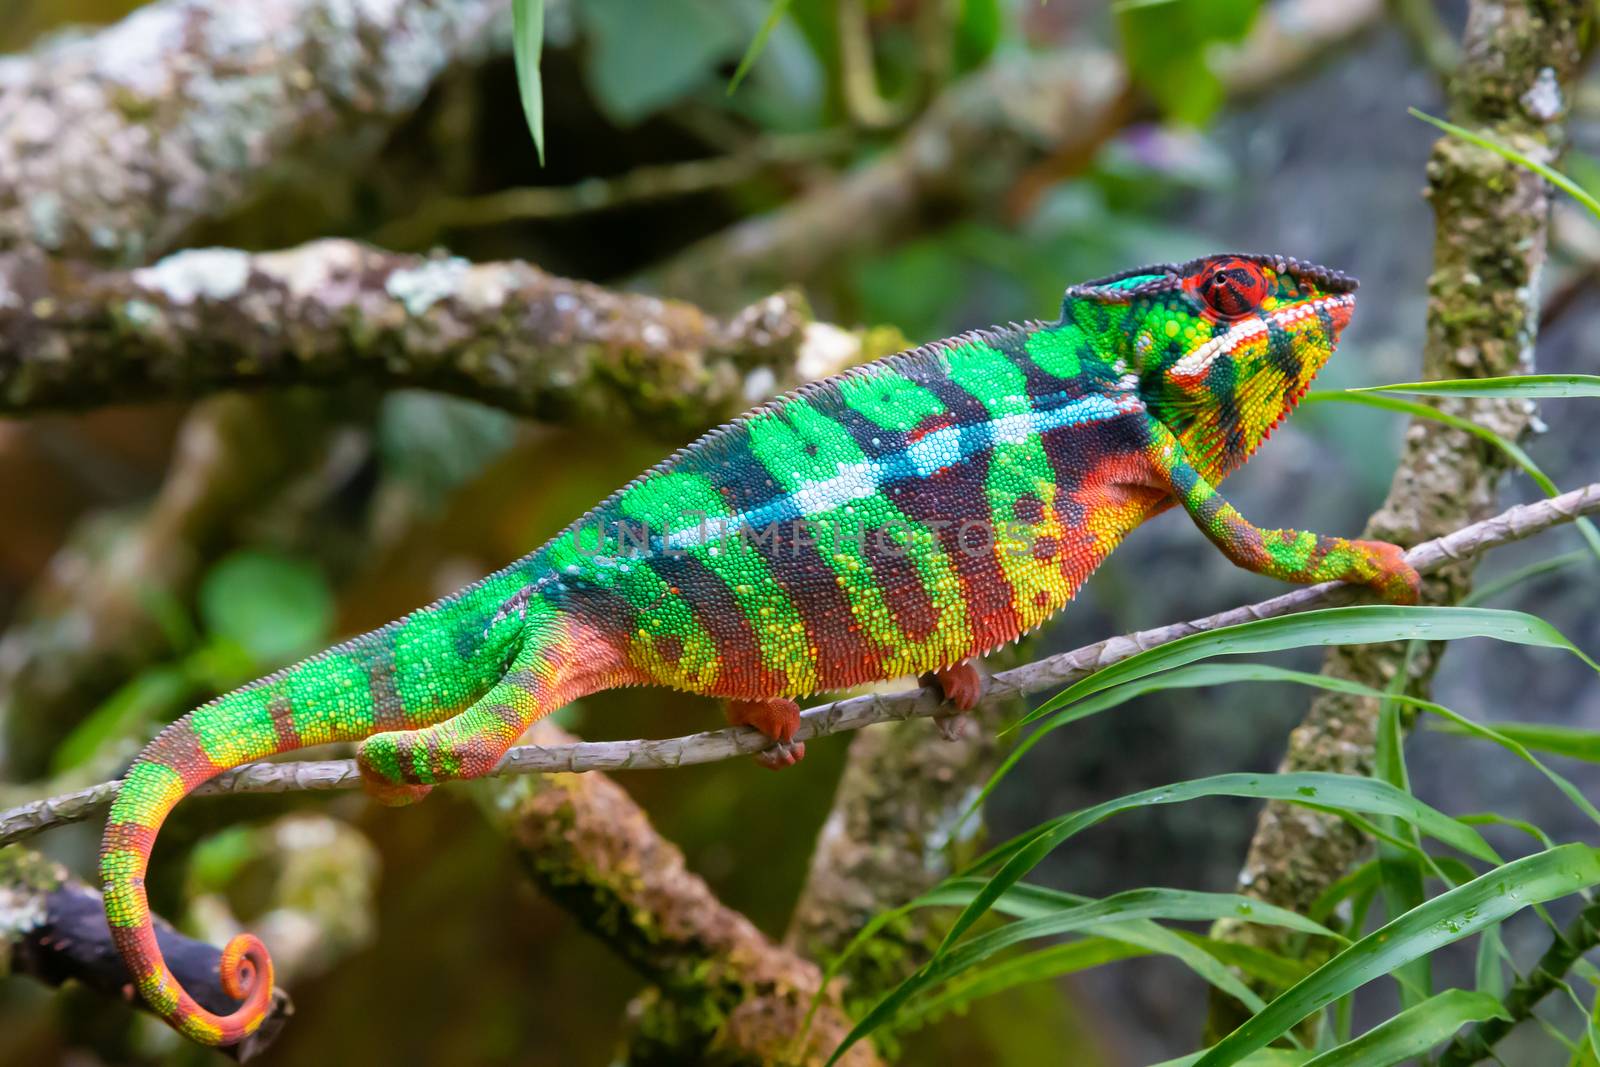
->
[1064,253,1356,480]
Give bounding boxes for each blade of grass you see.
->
[826,887,1341,1065]
[511,0,546,164]
[1016,605,1597,731]
[1411,108,1600,218]
[1304,391,1600,563]
[1351,373,1600,399]
[993,662,1600,844]
[795,875,1273,1055]
[1193,844,1600,1067]
[897,939,1147,1028]
[1373,650,1430,1009]
[1300,988,1510,1066]
[811,774,1502,1064]
[728,0,791,94]
[1431,720,1600,762]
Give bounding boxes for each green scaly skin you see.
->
[100,253,1420,1044]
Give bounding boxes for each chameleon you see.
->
[99,252,1420,1044]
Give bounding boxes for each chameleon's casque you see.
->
[99,253,1418,1045]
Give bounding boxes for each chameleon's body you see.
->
[100,254,1419,1044]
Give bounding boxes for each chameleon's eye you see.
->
[1194,258,1269,320]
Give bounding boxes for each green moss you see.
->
[0,845,64,893]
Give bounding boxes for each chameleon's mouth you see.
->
[1167,291,1355,384]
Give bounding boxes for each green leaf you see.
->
[51,665,197,772]
[1009,658,1600,832]
[1352,373,1600,399]
[966,770,1495,887]
[512,0,546,164]
[964,663,1256,831]
[1373,656,1430,1009]
[808,876,1273,1039]
[1411,108,1600,220]
[1173,932,1313,989]
[1465,550,1591,607]
[823,772,1493,1066]
[729,0,792,94]
[1431,720,1600,762]
[1194,845,1600,1066]
[899,939,1147,1028]
[953,0,1002,72]
[827,887,1337,1065]
[1300,988,1508,1066]
[198,550,333,668]
[1117,0,1260,125]
[580,0,743,123]
[1019,605,1597,730]
[1151,1050,1313,1067]
[1475,925,1505,998]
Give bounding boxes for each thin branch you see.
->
[4,481,1595,849]
[370,130,855,250]
[0,240,866,433]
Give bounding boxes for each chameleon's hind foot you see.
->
[1352,540,1422,605]
[756,739,806,770]
[726,696,805,770]
[923,660,985,741]
[356,733,435,807]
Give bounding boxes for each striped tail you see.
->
[98,570,622,1044]
[99,702,285,1045]
[96,622,439,1044]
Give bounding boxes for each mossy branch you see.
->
[0,241,867,435]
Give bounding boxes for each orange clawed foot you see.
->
[356,733,435,807]
[922,660,985,741]
[1354,540,1422,605]
[726,696,805,770]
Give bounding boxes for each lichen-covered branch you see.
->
[0,0,507,267]
[0,845,292,1061]
[0,241,866,432]
[481,720,880,1067]
[5,481,1595,848]
[1211,0,1589,1034]
[651,0,1383,305]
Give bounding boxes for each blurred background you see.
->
[1,1,1597,1064]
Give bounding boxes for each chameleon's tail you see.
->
[97,622,428,1045]
[98,689,288,1045]
[98,574,619,1045]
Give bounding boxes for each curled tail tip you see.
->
[220,933,276,1011]
[165,934,277,1046]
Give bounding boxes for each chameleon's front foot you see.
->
[726,696,805,770]
[1349,540,1421,605]
[356,733,435,807]
[922,660,985,741]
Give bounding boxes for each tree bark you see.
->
[0,0,507,267]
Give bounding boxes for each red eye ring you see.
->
[1188,257,1270,320]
